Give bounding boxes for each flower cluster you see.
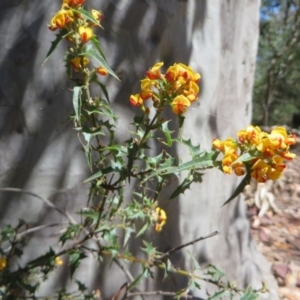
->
[213,126,296,183]
[130,62,201,115]
[48,1,106,75]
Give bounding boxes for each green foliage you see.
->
[253,0,300,125]
[0,2,270,299]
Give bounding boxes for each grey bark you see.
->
[0,0,278,299]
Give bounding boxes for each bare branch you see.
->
[0,187,76,224]
[157,231,219,261]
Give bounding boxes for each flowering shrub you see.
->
[130,62,200,115]
[213,125,296,182]
[0,1,296,299]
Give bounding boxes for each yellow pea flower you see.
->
[212,138,237,154]
[90,9,104,25]
[281,151,296,160]
[0,257,7,271]
[184,81,199,102]
[71,56,89,71]
[140,78,153,100]
[237,125,262,145]
[185,65,201,83]
[48,9,74,31]
[146,62,164,80]
[269,127,297,150]
[171,95,190,114]
[55,257,63,266]
[129,94,143,107]
[63,0,85,8]
[251,159,270,183]
[96,66,108,76]
[154,207,167,232]
[222,152,239,174]
[79,26,93,43]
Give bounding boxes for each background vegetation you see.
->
[253,0,300,126]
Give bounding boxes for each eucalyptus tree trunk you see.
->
[0,0,278,299]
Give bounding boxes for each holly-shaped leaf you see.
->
[169,177,193,200]
[159,121,174,147]
[43,29,70,65]
[221,173,251,207]
[240,287,259,300]
[178,138,202,158]
[84,44,119,80]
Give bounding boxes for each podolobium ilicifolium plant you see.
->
[0,0,296,299]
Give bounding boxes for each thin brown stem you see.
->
[157,230,219,261]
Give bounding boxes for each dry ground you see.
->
[247,130,300,300]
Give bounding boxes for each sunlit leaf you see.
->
[84,44,119,80]
[72,8,103,28]
[159,121,174,147]
[205,264,225,282]
[68,250,86,278]
[207,290,232,300]
[221,173,251,207]
[43,29,70,65]
[240,287,259,300]
[73,86,82,125]
[169,177,193,200]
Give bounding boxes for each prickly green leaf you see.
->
[160,121,174,147]
[159,153,175,168]
[233,152,256,164]
[123,227,135,246]
[133,115,144,126]
[72,8,103,28]
[136,222,149,238]
[178,114,185,129]
[205,264,225,282]
[127,141,139,182]
[193,171,204,183]
[59,224,81,245]
[221,173,251,207]
[43,29,69,65]
[142,240,157,257]
[26,248,55,267]
[90,36,107,62]
[240,287,259,300]
[141,151,217,184]
[84,44,119,80]
[100,144,127,157]
[72,87,82,125]
[90,74,110,103]
[207,290,232,300]
[146,153,163,166]
[169,177,193,200]
[68,250,86,278]
[179,138,202,158]
[77,210,99,226]
[76,280,87,292]
[163,259,173,279]
[187,251,201,270]
[83,143,92,170]
[83,164,125,183]
[128,268,147,291]
[1,224,15,240]
[188,278,201,290]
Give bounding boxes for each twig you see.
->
[0,187,76,224]
[157,230,219,261]
[127,290,202,299]
[113,259,146,300]
[4,223,67,253]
